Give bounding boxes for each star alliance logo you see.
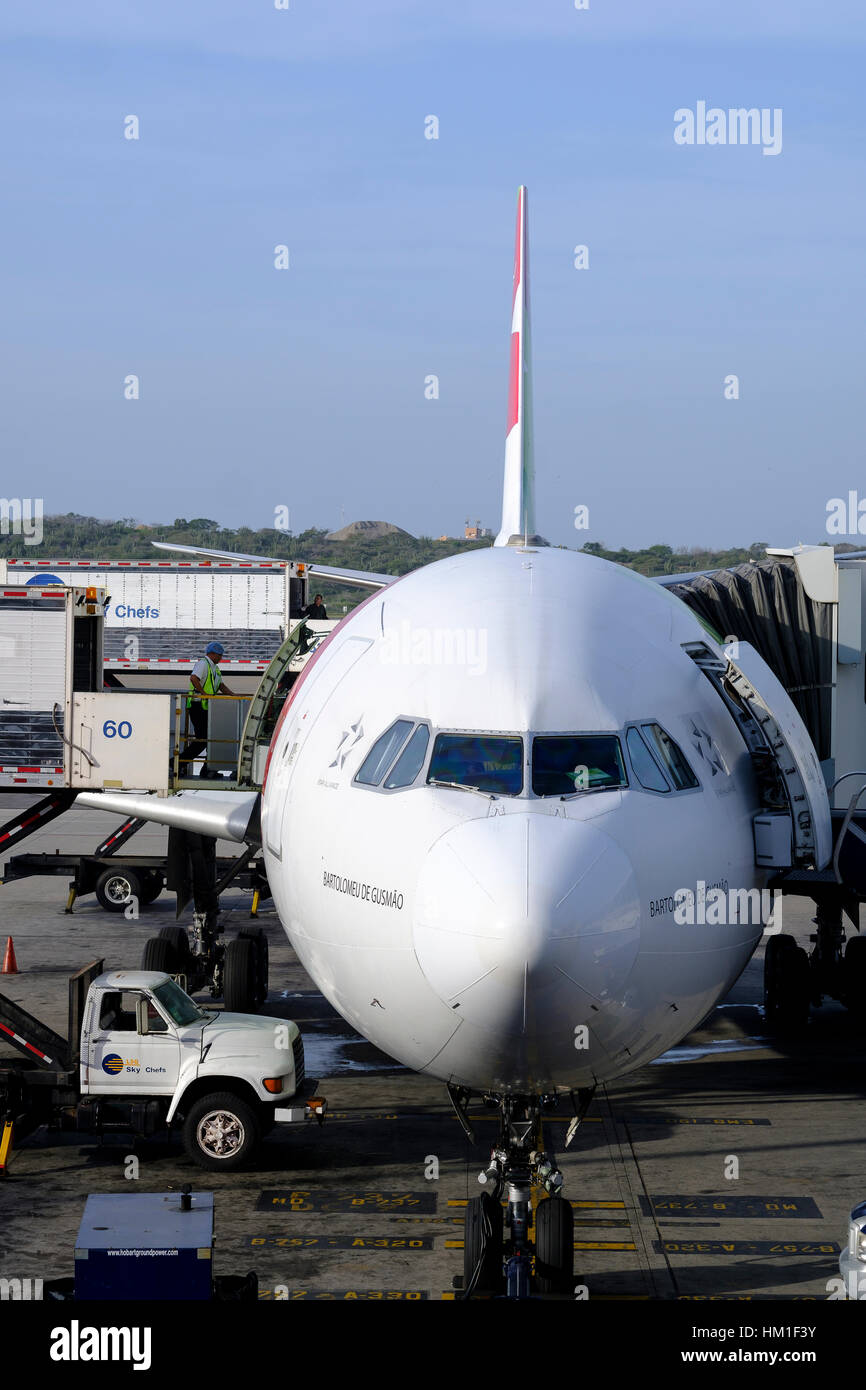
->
[689,719,725,777]
[330,718,364,769]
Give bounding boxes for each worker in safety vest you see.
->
[179,641,236,777]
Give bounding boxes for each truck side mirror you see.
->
[136,998,151,1035]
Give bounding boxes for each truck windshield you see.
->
[152,980,204,1026]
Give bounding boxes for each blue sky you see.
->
[1,1,865,550]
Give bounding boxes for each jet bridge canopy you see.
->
[667,557,834,761]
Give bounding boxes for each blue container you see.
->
[74,1192,214,1301]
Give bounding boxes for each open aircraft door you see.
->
[683,640,833,871]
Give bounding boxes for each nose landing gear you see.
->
[455,1088,592,1299]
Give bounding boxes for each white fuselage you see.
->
[261,545,768,1095]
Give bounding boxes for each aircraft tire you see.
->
[535,1196,574,1295]
[139,870,164,905]
[843,935,866,1016]
[464,1192,504,1295]
[763,934,810,1031]
[158,926,191,968]
[239,926,269,1004]
[223,936,258,1013]
[142,936,177,974]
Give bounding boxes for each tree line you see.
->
[0,514,787,575]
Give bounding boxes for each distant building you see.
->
[464,519,493,541]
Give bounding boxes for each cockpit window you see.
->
[355,720,413,786]
[384,724,430,788]
[427,734,523,795]
[626,727,669,792]
[532,736,626,796]
[642,723,699,790]
[625,723,700,793]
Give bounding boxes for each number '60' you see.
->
[103,720,133,739]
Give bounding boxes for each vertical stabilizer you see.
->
[494,186,540,547]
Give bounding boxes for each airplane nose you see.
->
[413,814,640,1044]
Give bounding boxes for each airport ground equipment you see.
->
[0,554,333,688]
[1,806,269,912]
[75,1191,218,1300]
[0,622,319,1009]
[0,579,176,793]
[0,961,325,1171]
[37,1189,258,1300]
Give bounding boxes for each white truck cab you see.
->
[78,970,321,1169]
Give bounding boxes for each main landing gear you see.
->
[450,1085,594,1299]
[762,899,866,1032]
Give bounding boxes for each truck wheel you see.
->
[96,866,142,913]
[239,927,268,1004]
[139,871,164,905]
[223,937,257,1013]
[534,1196,574,1295]
[182,1091,261,1171]
[142,936,176,973]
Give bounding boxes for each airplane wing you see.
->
[305,562,395,590]
[151,542,396,590]
[75,790,260,844]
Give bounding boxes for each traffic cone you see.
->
[1,937,18,974]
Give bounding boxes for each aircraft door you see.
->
[683,640,832,869]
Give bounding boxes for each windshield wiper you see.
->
[429,778,498,800]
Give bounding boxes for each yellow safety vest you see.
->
[187,658,221,710]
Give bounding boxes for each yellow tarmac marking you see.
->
[447,1198,625,1210]
[446,1239,637,1252]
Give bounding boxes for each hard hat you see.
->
[206,642,225,656]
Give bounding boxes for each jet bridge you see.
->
[670,548,866,1030]
[667,552,834,766]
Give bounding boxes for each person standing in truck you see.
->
[304,593,328,620]
[179,642,236,777]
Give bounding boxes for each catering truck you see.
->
[0,960,325,1172]
[0,556,330,689]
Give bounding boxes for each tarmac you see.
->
[1,793,864,1303]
